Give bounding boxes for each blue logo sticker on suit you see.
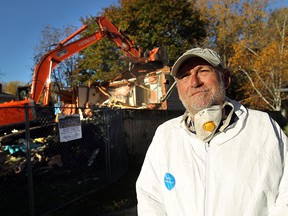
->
[164,172,176,190]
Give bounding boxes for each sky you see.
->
[0,0,287,84]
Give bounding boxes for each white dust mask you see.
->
[194,105,222,142]
[193,101,234,142]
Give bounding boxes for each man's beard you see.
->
[179,82,226,116]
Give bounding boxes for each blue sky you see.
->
[0,0,287,84]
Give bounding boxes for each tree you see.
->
[230,7,288,112]
[104,0,207,63]
[2,81,27,95]
[75,0,208,84]
[195,0,269,66]
[195,0,288,113]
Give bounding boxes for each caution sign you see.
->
[58,114,82,142]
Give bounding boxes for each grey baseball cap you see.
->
[171,48,225,77]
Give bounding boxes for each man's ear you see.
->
[223,69,231,89]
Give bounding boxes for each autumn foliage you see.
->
[195,0,287,112]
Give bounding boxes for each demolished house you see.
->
[57,64,184,116]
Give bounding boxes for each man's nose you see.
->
[189,72,202,88]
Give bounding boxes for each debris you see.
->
[47,154,63,168]
[88,148,100,167]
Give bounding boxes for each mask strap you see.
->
[219,101,234,132]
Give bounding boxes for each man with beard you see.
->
[136,48,288,216]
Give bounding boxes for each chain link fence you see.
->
[0,105,128,216]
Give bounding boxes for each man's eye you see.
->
[198,69,211,73]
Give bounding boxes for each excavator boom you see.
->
[31,30,104,104]
[31,16,146,105]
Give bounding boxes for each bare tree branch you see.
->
[238,66,275,110]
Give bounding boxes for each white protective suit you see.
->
[136,99,288,216]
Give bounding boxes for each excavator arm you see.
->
[31,30,104,105]
[31,16,152,105]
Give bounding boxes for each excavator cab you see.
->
[16,86,30,101]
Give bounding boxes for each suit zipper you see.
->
[204,142,210,216]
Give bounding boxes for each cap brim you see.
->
[171,53,221,77]
[171,54,199,77]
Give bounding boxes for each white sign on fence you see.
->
[58,114,82,142]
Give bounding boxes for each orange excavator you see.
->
[0,16,167,127]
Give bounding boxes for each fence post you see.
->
[103,108,111,184]
[25,103,35,216]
